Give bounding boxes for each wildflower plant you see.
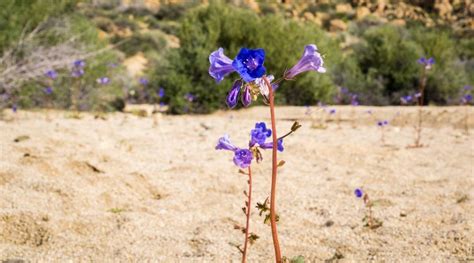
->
[367,110,400,145]
[459,85,472,134]
[216,122,299,262]
[411,56,435,147]
[354,188,382,229]
[209,44,324,262]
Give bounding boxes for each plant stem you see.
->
[242,166,252,263]
[415,68,426,147]
[263,75,282,262]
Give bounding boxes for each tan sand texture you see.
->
[0,106,473,261]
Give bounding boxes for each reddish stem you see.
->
[242,166,252,263]
[263,76,282,262]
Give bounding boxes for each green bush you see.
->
[152,2,340,114]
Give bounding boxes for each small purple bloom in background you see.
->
[329,109,336,114]
[351,94,359,106]
[377,120,389,127]
[464,85,472,91]
[354,188,363,198]
[462,94,472,104]
[260,138,284,152]
[227,80,242,108]
[208,48,235,83]
[400,95,413,104]
[73,60,86,68]
[417,57,435,70]
[159,101,166,107]
[96,77,110,85]
[185,93,195,102]
[158,88,165,98]
[241,85,252,107]
[250,122,272,147]
[285,44,326,79]
[43,87,53,95]
[414,92,421,98]
[12,104,17,113]
[45,70,58,80]
[232,48,266,82]
[233,149,253,168]
[139,77,149,86]
[71,68,84,78]
[216,134,238,151]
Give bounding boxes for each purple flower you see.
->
[260,138,284,152]
[462,94,472,104]
[414,92,422,98]
[139,78,149,86]
[464,85,472,91]
[285,44,326,79]
[249,122,272,147]
[71,68,84,78]
[351,94,359,106]
[400,95,413,104]
[158,88,165,98]
[377,120,388,127]
[43,87,53,95]
[215,134,238,151]
[208,48,235,83]
[233,149,253,168]
[227,80,242,108]
[185,93,195,102]
[354,188,363,198]
[232,48,266,82]
[96,77,110,85]
[73,60,86,68]
[241,85,252,107]
[45,70,58,80]
[12,104,17,113]
[159,101,166,107]
[329,109,336,114]
[417,57,434,70]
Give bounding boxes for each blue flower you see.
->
[227,80,242,108]
[139,78,149,86]
[285,44,326,79]
[233,149,253,168]
[158,88,165,98]
[329,109,336,114]
[351,94,359,106]
[377,120,389,127]
[354,188,363,198]
[215,134,238,151]
[209,48,235,83]
[232,48,266,82]
[45,70,58,80]
[260,138,284,152]
[462,94,472,104]
[43,87,53,95]
[400,95,413,104]
[96,77,110,85]
[249,122,271,147]
[417,57,434,70]
[12,104,17,113]
[71,68,84,78]
[73,60,86,68]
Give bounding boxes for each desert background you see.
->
[1,106,473,261]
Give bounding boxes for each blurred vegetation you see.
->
[0,0,472,113]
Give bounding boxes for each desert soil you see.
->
[0,106,473,262]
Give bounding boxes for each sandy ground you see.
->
[0,106,473,262]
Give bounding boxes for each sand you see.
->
[0,106,473,262]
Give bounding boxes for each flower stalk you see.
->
[241,166,252,263]
[263,75,282,262]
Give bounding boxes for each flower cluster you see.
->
[71,60,86,78]
[209,45,325,108]
[377,120,389,127]
[460,85,472,105]
[96,77,110,85]
[215,122,284,168]
[45,70,58,80]
[417,57,435,70]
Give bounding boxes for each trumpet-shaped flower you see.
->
[260,138,284,152]
[250,122,271,147]
[285,44,326,79]
[241,85,252,107]
[233,149,253,168]
[209,48,235,83]
[232,48,266,82]
[216,134,238,151]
